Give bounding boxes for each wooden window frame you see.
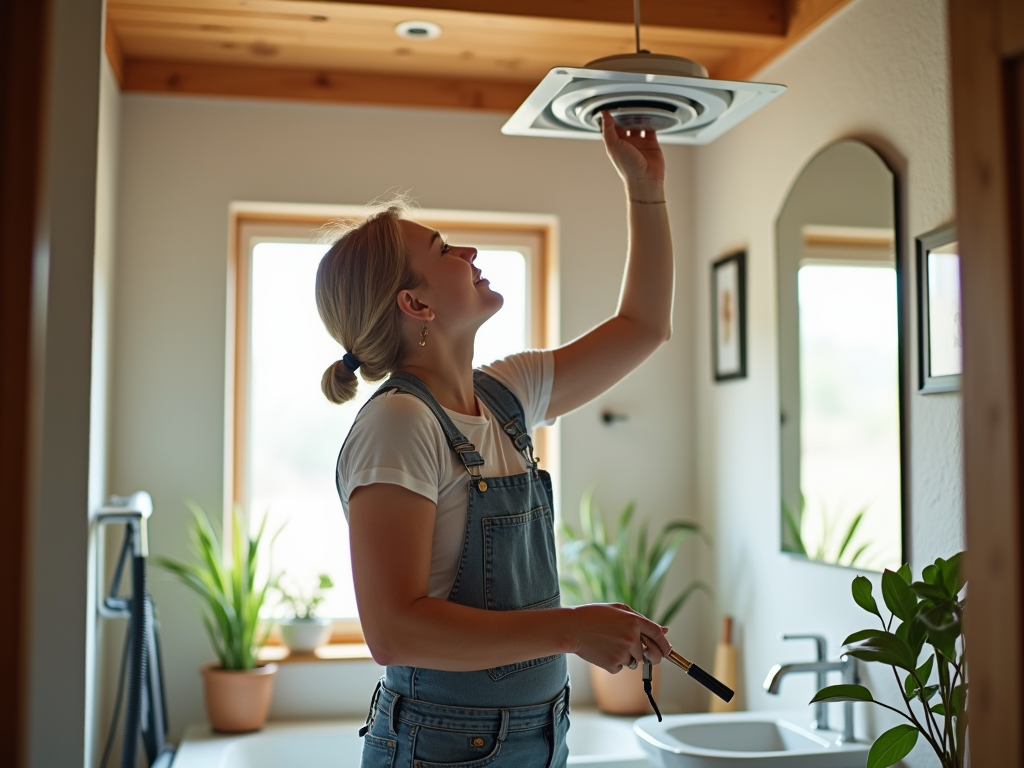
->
[227,202,559,652]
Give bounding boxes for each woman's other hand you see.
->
[568,602,672,673]
[599,110,666,195]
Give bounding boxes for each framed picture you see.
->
[916,224,961,393]
[712,251,747,381]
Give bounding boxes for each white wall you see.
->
[691,0,959,763]
[25,0,105,765]
[110,93,698,739]
[91,55,123,768]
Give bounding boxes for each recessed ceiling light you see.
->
[394,20,441,40]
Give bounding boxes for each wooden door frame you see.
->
[949,0,1024,764]
[0,0,49,765]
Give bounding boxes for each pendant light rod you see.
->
[634,0,641,53]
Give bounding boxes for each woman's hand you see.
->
[599,110,666,196]
[568,603,673,673]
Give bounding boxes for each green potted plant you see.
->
[156,501,281,733]
[559,487,709,714]
[811,552,967,768]
[273,573,335,654]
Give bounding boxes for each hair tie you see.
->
[342,352,361,372]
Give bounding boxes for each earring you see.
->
[419,321,428,347]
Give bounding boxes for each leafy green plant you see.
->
[782,495,874,568]
[810,553,967,768]
[558,488,709,625]
[156,501,281,670]
[273,573,335,620]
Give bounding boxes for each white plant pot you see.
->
[278,618,332,654]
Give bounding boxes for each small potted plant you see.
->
[273,573,335,654]
[559,488,709,714]
[811,552,967,768]
[156,501,280,733]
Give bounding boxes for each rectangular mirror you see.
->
[917,223,961,393]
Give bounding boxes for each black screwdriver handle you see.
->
[686,663,735,703]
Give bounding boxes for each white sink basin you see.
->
[634,711,870,768]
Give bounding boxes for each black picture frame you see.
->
[711,250,747,382]
[916,224,961,393]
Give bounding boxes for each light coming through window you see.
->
[248,241,528,618]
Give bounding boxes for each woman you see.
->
[315,112,675,768]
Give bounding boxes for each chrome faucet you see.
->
[763,634,858,744]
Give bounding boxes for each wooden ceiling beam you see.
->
[713,0,857,80]
[122,58,535,111]
[288,0,787,37]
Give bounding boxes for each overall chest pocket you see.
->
[482,506,559,612]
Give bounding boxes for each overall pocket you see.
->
[483,506,559,612]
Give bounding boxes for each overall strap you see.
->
[473,370,540,473]
[370,371,486,471]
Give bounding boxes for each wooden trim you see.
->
[330,0,786,37]
[123,58,535,113]
[259,641,373,664]
[801,225,894,249]
[0,0,48,763]
[950,0,1024,765]
[104,17,124,87]
[229,215,250,516]
[714,0,857,80]
[1001,0,1024,57]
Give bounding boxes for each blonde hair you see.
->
[315,200,419,404]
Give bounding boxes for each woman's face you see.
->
[399,220,503,333]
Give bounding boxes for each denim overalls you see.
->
[342,370,570,768]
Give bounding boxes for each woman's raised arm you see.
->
[546,113,674,421]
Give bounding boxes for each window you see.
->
[794,229,902,569]
[230,206,557,633]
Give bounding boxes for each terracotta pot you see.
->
[201,662,278,733]
[590,661,661,715]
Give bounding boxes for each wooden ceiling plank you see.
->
[115,37,737,86]
[113,29,737,84]
[276,0,787,37]
[111,18,744,62]
[109,1,752,84]
[108,2,784,49]
[122,57,534,111]
[716,0,858,80]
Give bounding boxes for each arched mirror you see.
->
[777,140,905,572]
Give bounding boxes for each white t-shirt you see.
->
[338,350,557,599]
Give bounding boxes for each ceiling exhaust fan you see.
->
[501,0,786,144]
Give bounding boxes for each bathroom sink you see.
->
[634,711,870,768]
